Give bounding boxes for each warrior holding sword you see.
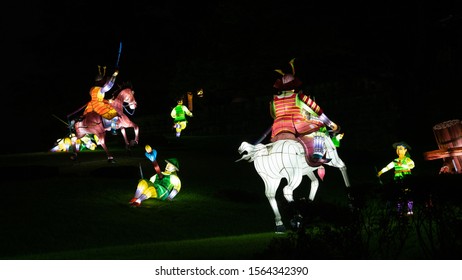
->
[80,42,123,135]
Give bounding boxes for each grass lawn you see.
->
[1,133,460,260]
[0,134,301,259]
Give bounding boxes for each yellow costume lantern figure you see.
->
[129,146,181,207]
[50,134,99,152]
[50,134,75,152]
[378,141,415,216]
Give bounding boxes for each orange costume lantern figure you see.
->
[83,65,119,134]
[270,59,339,167]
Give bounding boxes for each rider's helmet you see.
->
[273,58,302,91]
[94,65,107,86]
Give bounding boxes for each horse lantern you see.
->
[237,134,350,233]
[72,85,139,162]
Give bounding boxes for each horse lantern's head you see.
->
[236,141,268,162]
[123,89,137,110]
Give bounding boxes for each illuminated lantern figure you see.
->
[80,134,99,150]
[51,133,99,152]
[377,142,415,216]
[331,132,344,148]
[171,96,193,137]
[237,133,351,233]
[50,135,75,152]
[270,58,339,167]
[72,85,139,162]
[423,119,462,174]
[129,150,182,207]
[82,65,119,135]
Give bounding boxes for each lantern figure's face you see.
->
[165,163,177,174]
[396,145,407,158]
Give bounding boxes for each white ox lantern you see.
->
[237,133,350,233]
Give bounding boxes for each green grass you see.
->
[2,134,460,259]
[0,135,294,259]
[19,232,279,260]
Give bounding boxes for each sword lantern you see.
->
[187,91,193,112]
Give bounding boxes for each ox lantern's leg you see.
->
[262,176,285,233]
[282,170,305,229]
[306,171,319,201]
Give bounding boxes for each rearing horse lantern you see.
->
[72,84,139,163]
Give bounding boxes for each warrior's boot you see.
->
[173,123,181,137]
[129,197,140,207]
[297,134,331,167]
[111,117,119,135]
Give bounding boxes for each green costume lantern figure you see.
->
[129,153,182,207]
[171,97,193,137]
[377,141,415,216]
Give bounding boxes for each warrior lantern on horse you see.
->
[270,58,339,167]
[237,133,351,233]
[237,58,351,233]
[69,65,139,163]
[83,65,120,135]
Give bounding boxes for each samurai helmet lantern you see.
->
[95,65,107,86]
[273,58,302,91]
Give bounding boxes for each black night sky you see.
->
[3,0,462,156]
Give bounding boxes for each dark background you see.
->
[3,1,462,160]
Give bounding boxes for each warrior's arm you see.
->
[182,106,193,117]
[169,175,182,192]
[298,93,323,115]
[403,157,415,170]
[101,70,119,94]
[269,101,276,119]
[378,162,395,176]
[298,93,338,131]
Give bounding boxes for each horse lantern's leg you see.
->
[324,139,350,188]
[282,168,303,203]
[120,127,130,151]
[325,142,354,209]
[120,118,139,148]
[261,176,285,233]
[127,122,140,146]
[338,165,356,210]
[339,165,351,187]
[282,169,306,230]
[132,122,139,144]
[306,171,319,201]
[99,136,115,163]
